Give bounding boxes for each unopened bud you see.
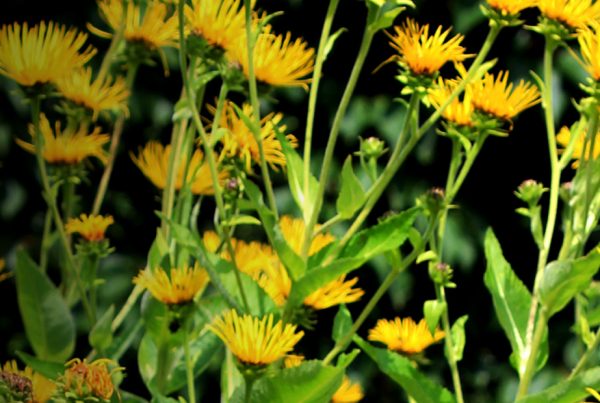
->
[429,262,454,286]
[515,179,546,206]
[359,136,386,160]
[416,187,446,215]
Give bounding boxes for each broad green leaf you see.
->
[332,304,353,345]
[449,315,468,362]
[336,156,366,219]
[249,360,344,403]
[424,300,446,335]
[15,351,64,380]
[244,180,305,279]
[517,367,600,403]
[355,336,456,403]
[89,305,115,352]
[15,249,75,362]
[484,229,548,378]
[539,249,600,317]
[340,207,420,260]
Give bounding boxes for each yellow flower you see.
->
[578,23,600,80]
[185,0,248,51]
[0,259,11,283]
[387,18,470,76]
[207,309,304,365]
[0,22,95,87]
[537,0,600,30]
[302,275,364,310]
[332,376,364,403]
[17,114,109,165]
[65,214,114,242]
[283,354,305,368]
[557,125,600,168]
[368,317,445,354]
[133,263,210,305]
[228,25,315,88]
[131,141,228,195]
[89,0,178,50]
[60,358,121,401]
[487,0,537,15]
[279,215,335,256]
[2,360,56,403]
[55,67,129,120]
[428,78,474,127]
[470,71,540,121]
[213,101,298,172]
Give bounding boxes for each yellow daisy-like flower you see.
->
[228,25,315,88]
[368,317,445,355]
[65,214,114,242]
[557,125,600,168]
[428,78,474,127]
[0,22,95,87]
[578,23,600,80]
[470,71,540,121]
[213,101,298,172]
[185,0,249,51]
[131,141,228,195]
[17,114,109,165]
[302,275,365,310]
[279,215,335,256]
[89,0,178,50]
[2,360,56,403]
[487,0,537,15]
[60,358,121,401]
[332,376,364,403]
[537,0,600,30]
[133,263,210,305]
[387,18,471,76]
[208,309,304,365]
[55,67,129,120]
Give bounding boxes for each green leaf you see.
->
[15,351,64,380]
[324,28,347,60]
[517,367,600,403]
[539,249,600,318]
[15,249,75,362]
[355,336,456,403]
[249,360,344,403]
[449,315,468,363]
[423,300,446,336]
[332,304,353,345]
[340,207,420,261]
[336,349,360,369]
[336,156,366,219]
[244,180,305,279]
[484,229,548,378]
[89,305,115,352]
[148,229,171,269]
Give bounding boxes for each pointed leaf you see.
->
[517,367,600,403]
[15,351,64,380]
[449,315,468,363]
[336,156,366,219]
[423,300,446,336]
[332,304,353,345]
[15,249,75,362]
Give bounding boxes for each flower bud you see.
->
[416,187,446,216]
[428,262,454,286]
[515,179,546,206]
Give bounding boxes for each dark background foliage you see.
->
[0,0,597,401]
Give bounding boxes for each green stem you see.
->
[302,26,377,261]
[435,284,464,403]
[322,216,437,365]
[155,334,172,393]
[92,62,139,215]
[516,310,548,399]
[88,255,99,321]
[30,96,95,325]
[62,179,76,223]
[570,326,600,378]
[243,0,278,217]
[111,284,143,332]
[184,323,197,403]
[39,206,52,273]
[580,108,599,252]
[110,319,143,362]
[96,0,127,83]
[303,0,341,200]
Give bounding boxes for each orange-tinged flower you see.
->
[133,263,210,305]
[60,358,121,401]
[470,71,540,121]
[89,0,178,50]
[228,25,315,88]
[208,309,304,365]
[131,141,228,195]
[578,23,600,80]
[387,18,471,76]
[487,0,537,15]
[537,0,600,30]
[557,125,600,168]
[2,360,56,403]
[17,114,109,165]
[213,101,298,172]
[428,77,474,127]
[0,22,95,87]
[302,275,364,310]
[185,0,249,51]
[332,376,364,403]
[368,317,445,354]
[55,67,129,120]
[65,214,114,242]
